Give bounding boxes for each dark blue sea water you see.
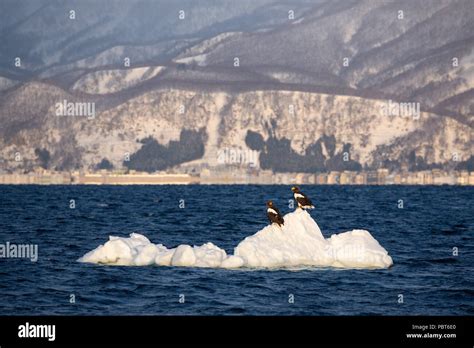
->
[0,185,472,315]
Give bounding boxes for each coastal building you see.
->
[340,171,357,185]
[377,169,389,185]
[0,168,473,186]
[76,172,198,185]
[457,171,469,185]
[316,173,328,185]
[327,171,340,184]
[469,173,474,185]
[354,172,367,185]
[366,171,378,185]
[432,171,456,185]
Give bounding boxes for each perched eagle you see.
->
[291,186,315,209]
[266,200,284,226]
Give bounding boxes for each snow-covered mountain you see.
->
[0,0,472,174]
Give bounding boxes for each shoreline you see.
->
[0,173,473,186]
[1,168,473,186]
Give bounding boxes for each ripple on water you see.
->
[0,185,472,315]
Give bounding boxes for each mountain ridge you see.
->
[0,0,472,174]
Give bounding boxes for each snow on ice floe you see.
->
[78,210,393,269]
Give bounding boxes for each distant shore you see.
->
[0,169,473,185]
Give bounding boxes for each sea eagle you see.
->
[266,200,284,226]
[291,186,315,209]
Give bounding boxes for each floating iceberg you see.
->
[79,210,393,269]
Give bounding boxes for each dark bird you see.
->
[266,200,284,226]
[291,186,315,209]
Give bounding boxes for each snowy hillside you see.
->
[0,0,472,174]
